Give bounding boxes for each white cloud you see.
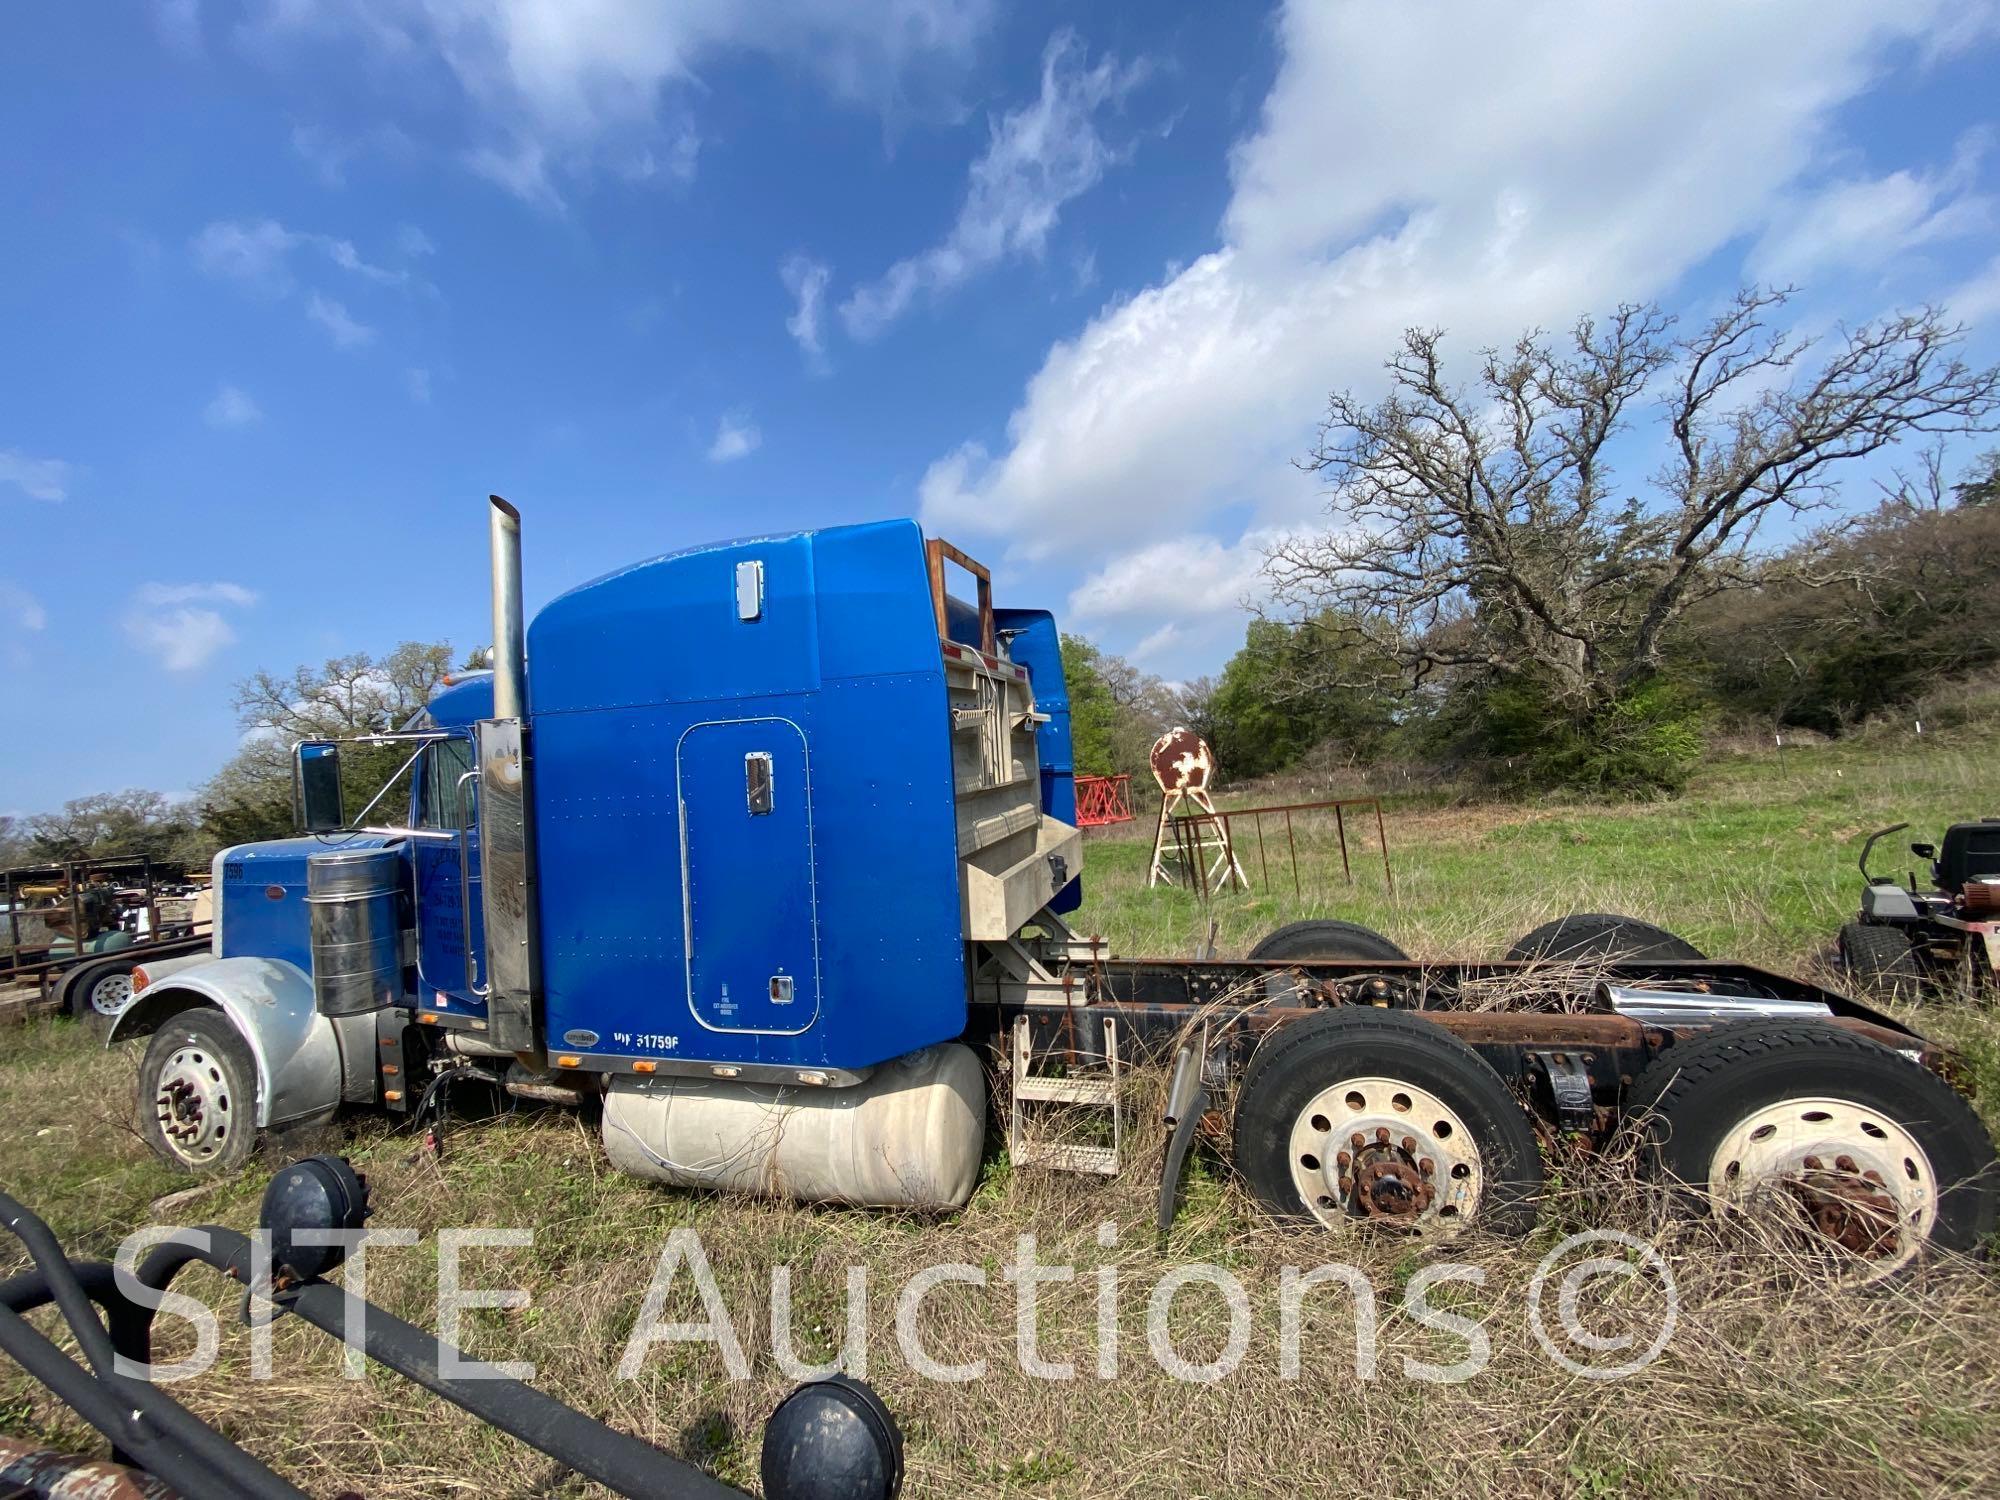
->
[136,582,260,608]
[291,123,357,186]
[1067,533,1275,623]
[781,255,833,368]
[0,449,73,502]
[306,292,376,349]
[290,121,417,187]
[203,384,263,428]
[0,582,48,633]
[191,218,303,293]
[242,0,997,208]
[707,413,762,463]
[919,0,1971,665]
[406,366,433,403]
[191,216,424,301]
[466,139,566,213]
[1130,622,1181,663]
[124,582,258,671]
[0,580,45,671]
[326,238,405,284]
[842,30,1147,339]
[1750,130,1993,282]
[1954,253,2000,324]
[152,0,202,57]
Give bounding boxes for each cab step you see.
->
[1008,1014,1122,1176]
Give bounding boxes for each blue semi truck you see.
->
[112,499,1997,1273]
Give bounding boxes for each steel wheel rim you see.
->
[154,1045,235,1164]
[1707,1095,1937,1277]
[89,970,135,1018]
[1287,1075,1484,1228]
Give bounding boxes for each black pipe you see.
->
[0,1265,309,1500]
[0,1189,119,1373]
[2,1179,898,1500]
[1,1199,740,1499]
[131,1227,744,1499]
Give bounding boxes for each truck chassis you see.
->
[969,916,1992,1270]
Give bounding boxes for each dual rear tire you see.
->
[1624,1020,1996,1275]
[1235,1010,1994,1270]
[1235,912,1993,1267]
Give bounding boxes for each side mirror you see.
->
[1912,842,1937,861]
[294,741,346,833]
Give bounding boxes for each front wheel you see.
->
[1626,1020,1997,1278]
[1234,1009,1543,1235]
[137,1011,260,1174]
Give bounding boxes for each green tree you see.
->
[23,790,196,863]
[1204,618,1400,781]
[1059,634,1184,778]
[1953,448,2000,507]
[1060,635,1121,776]
[1687,464,2000,733]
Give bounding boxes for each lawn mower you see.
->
[1839,818,2000,999]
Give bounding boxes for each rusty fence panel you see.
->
[1165,795,1394,901]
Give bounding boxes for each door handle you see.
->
[745,752,774,815]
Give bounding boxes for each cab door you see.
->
[678,718,820,1034]
[411,736,486,1010]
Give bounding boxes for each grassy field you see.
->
[1,729,1997,1497]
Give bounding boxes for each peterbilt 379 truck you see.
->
[112,499,1998,1274]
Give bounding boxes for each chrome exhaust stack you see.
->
[489,495,526,720]
[480,494,540,1054]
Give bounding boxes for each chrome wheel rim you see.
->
[1707,1095,1936,1278]
[154,1045,235,1165]
[1288,1075,1484,1228]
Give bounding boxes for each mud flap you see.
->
[1156,1044,1210,1245]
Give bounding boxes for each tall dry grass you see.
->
[1,732,1997,1496]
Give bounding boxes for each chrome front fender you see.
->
[107,957,342,1128]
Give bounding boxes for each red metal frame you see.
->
[1074,774,1135,828]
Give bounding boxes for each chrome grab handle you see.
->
[456,768,489,997]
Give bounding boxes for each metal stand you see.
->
[1148,786,1246,891]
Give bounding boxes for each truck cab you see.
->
[111,504,1080,1201]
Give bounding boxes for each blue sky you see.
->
[3,1,1999,816]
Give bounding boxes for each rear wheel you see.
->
[1234,1009,1543,1235]
[1506,913,1703,962]
[1248,919,1409,963]
[1626,1020,1997,1278]
[1838,922,1926,1002]
[137,1011,259,1175]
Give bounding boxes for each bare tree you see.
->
[233,641,454,746]
[1266,290,2000,712]
[198,642,456,848]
